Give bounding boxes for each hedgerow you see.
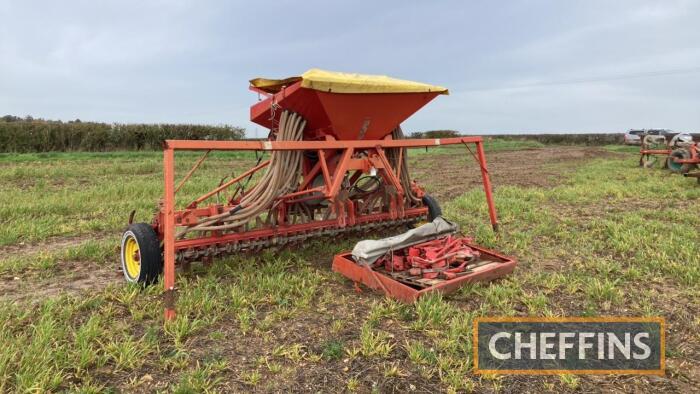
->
[0,118,245,152]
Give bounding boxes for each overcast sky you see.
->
[1,1,699,136]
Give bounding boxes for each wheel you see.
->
[120,223,163,284]
[667,149,691,174]
[422,194,442,221]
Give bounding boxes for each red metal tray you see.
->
[332,242,517,303]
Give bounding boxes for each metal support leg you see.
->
[475,141,499,232]
[163,148,177,320]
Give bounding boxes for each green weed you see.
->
[359,324,395,358]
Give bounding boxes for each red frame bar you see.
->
[174,150,210,194]
[640,149,671,155]
[164,137,483,151]
[163,148,176,320]
[160,137,498,320]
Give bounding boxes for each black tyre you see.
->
[120,223,163,285]
[422,194,442,221]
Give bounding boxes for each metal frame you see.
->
[160,136,498,319]
[639,135,700,174]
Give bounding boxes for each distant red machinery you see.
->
[639,132,700,183]
[639,134,672,169]
[119,70,500,319]
[673,142,700,183]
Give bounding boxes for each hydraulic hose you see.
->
[178,119,415,237]
[177,110,305,236]
[387,126,419,204]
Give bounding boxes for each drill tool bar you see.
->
[176,216,421,263]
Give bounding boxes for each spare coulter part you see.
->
[334,218,517,301]
[332,234,516,303]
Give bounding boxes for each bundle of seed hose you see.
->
[387,126,419,204]
[178,111,305,236]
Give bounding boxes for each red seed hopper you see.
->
[118,69,502,319]
[250,69,446,141]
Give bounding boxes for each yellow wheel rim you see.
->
[124,236,141,280]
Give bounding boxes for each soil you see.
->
[0,233,110,259]
[411,146,622,200]
[0,233,119,302]
[0,260,121,303]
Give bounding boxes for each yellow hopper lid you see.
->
[250,68,449,95]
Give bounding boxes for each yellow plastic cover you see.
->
[250,69,449,95]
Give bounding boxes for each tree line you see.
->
[0,115,245,152]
